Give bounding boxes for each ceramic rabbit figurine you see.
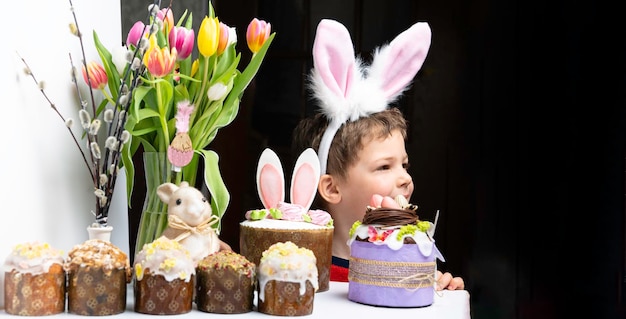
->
[157,181,221,264]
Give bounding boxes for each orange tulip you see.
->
[216,22,230,55]
[143,35,177,77]
[246,18,271,54]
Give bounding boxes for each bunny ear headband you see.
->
[310,19,432,174]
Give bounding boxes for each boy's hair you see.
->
[292,107,408,181]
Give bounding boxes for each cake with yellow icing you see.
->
[133,237,195,315]
[3,242,66,316]
[257,241,318,316]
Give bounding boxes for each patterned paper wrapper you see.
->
[258,280,315,316]
[67,267,127,315]
[240,224,332,292]
[133,274,194,315]
[195,267,255,313]
[4,265,66,316]
[348,240,436,307]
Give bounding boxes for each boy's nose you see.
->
[398,169,413,188]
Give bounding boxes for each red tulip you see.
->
[82,61,108,90]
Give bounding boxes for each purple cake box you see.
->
[348,240,439,307]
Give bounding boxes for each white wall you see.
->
[1,0,128,307]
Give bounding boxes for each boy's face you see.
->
[334,130,414,224]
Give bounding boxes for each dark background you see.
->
[122,0,626,318]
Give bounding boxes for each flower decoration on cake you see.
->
[348,194,443,255]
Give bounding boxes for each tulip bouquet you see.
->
[118,1,274,252]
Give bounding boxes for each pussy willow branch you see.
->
[17,53,93,180]
[68,0,97,119]
[104,0,161,201]
[68,53,99,185]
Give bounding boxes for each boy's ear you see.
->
[318,174,341,204]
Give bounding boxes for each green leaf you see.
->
[136,107,161,122]
[223,32,275,109]
[93,30,121,101]
[120,138,135,207]
[155,80,174,117]
[198,149,229,232]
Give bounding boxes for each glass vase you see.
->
[134,152,173,256]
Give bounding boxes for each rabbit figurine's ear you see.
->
[290,148,321,211]
[367,22,432,101]
[256,148,285,209]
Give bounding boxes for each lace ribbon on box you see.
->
[348,256,435,289]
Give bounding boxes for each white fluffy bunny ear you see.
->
[256,148,285,209]
[290,148,321,211]
[310,19,360,124]
[310,19,432,175]
[367,22,432,102]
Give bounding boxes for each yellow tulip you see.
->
[197,16,220,57]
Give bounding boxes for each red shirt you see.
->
[330,256,349,282]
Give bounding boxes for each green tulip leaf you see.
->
[199,149,229,232]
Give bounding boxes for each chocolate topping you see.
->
[362,207,419,226]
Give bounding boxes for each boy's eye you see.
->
[403,162,411,170]
[377,165,390,171]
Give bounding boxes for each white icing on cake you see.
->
[241,219,330,230]
[134,237,195,282]
[348,223,445,261]
[3,242,64,275]
[257,241,318,301]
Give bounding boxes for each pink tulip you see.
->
[126,21,146,47]
[82,61,108,90]
[246,18,271,54]
[157,8,175,35]
[169,26,195,60]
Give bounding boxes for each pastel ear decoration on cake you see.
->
[256,148,285,209]
[310,19,432,174]
[256,147,320,212]
[289,148,321,212]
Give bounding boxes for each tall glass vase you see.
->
[134,152,173,256]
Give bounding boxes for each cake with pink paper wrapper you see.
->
[347,194,444,307]
[239,147,333,292]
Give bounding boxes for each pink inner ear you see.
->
[313,19,356,99]
[259,165,284,209]
[291,163,316,207]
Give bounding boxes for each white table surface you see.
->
[1,282,471,318]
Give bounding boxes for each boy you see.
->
[292,108,464,290]
[293,19,464,289]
